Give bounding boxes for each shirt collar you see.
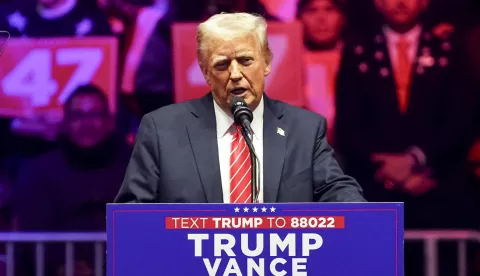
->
[214,95,264,140]
[383,24,422,44]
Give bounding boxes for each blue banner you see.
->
[107,203,403,276]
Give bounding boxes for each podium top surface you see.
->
[107,202,403,210]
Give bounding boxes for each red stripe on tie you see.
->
[230,124,252,203]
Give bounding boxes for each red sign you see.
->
[0,37,118,118]
[172,21,304,106]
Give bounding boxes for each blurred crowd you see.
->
[0,0,479,275]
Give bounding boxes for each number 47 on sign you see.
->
[2,48,103,106]
[0,37,117,118]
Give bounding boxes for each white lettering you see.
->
[191,233,324,275]
[241,233,264,257]
[270,258,287,276]
[247,258,264,276]
[302,234,323,256]
[215,234,236,257]
[188,234,209,257]
[203,258,221,276]
[292,258,308,275]
[212,217,221,228]
[200,257,312,275]
[223,259,242,275]
[171,217,180,228]
[275,218,286,228]
[270,234,296,257]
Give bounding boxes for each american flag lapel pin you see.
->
[277,127,285,136]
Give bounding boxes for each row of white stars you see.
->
[234,207,276,213]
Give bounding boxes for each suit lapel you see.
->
[262,97,287,202]
[409,31,434,104]
[372,32,401,114]
[186,94,223,203]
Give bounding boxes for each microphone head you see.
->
[229,97,253,125]
[229,96,246,113]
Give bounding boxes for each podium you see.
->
[107,203,403,276]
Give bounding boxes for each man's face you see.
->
[65,94,112,149]
[300,0,344,47]
[202,34,271,112]
[375,0,428,26]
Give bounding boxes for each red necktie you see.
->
[229,124,252,203]
[394,38,412,113]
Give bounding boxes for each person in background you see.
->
[335,0,478,274]
[4,0,111,37]
[117,0,175,115]
[2,0,114,160]
[13,84,131,276]
[297,0,347,145]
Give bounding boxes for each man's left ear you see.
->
[201,67,211,85]
[264,64,271,76]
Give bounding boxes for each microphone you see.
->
[229,96,254,135]
[229,97,260,203]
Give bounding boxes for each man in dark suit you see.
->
[335,1,477,275]
[115,12,365,204]
[336,0,476,226]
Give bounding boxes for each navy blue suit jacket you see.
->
[115,93,366,203]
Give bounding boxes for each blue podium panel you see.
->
[107,203,403,276]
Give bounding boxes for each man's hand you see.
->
[372,153,416,184]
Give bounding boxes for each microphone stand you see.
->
[239,122,260,203]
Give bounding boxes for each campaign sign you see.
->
[107,203,403,276]
[0,37,118,118]
[172,21,304,106]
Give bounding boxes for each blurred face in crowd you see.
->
[65,93,113,149]
[375,0,429,29]
[37,0,66,9]
[202,34,271,112]
[300,0,345,48]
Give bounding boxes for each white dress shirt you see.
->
[383,24,422,70]
[214,97,264,203]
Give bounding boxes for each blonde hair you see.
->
[196,12,273,71]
